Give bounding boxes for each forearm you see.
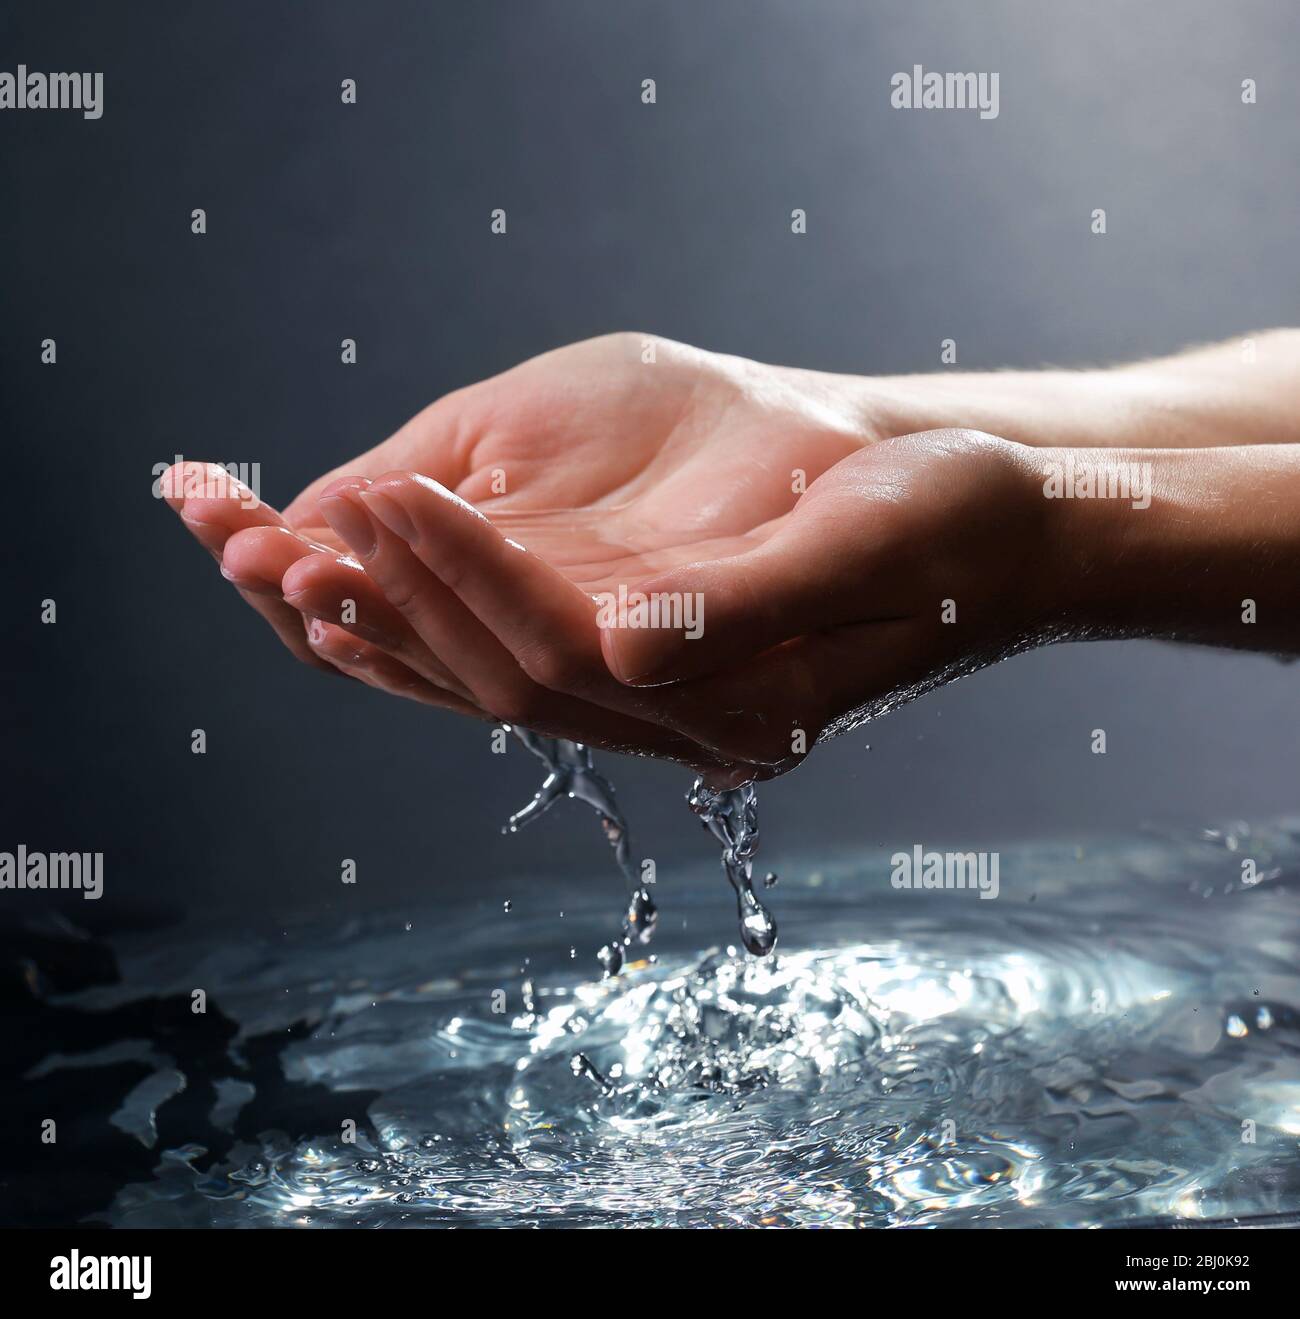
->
[1034,443,1300,654]
[854,329,1300,450]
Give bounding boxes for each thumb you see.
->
[599,507,880,686]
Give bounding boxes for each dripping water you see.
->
[687,780,778,956]
[502,727,657,977]
[502,729,778,969]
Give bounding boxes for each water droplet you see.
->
[570,1052,611,1095]
[624,885,658,944]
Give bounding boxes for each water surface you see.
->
[67,818,1300,1227]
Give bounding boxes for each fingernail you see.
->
[600,626,633,683]
[319,495,376,558]
[600,627,658,686]
[359,489,416,542]
[221,564,279,596]
[319,475,372,501]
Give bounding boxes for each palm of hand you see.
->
[282,334,867,594]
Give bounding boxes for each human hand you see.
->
[163,331,1300,782]
[181,420,1049,780]
[162,333,887,778]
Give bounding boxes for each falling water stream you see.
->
[500,728,658,976]
[687,780,778,957]
[501,728,775,973]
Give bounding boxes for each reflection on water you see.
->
[33,820,1300,1226]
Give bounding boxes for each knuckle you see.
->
[435,558,467,594]
[383,579,424,620]
[517,641,590,694]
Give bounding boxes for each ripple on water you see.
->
[93,820,1300,1226]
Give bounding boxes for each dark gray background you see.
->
[4,1,1298,932]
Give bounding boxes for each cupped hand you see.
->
[164,334,876,777]
[315,428,1054,769]
[163,334,1053,780]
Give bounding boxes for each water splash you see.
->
[570,1052,613,1096]
[97,818,1300,1227]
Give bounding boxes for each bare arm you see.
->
[850,329,1300,450]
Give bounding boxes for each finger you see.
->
[221,525,322,596]
[281,549,473,698]
[221,524,365,674]
[221,524,428,690]
[359,471,616,698]
[162,462,286,559]
[159,464,336,673]
[222,527,344,673]
[352,470,801,768]
[597,501,891,687]
[237,586,338,673]
[304,619,487,715]
[317,479,741,770]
